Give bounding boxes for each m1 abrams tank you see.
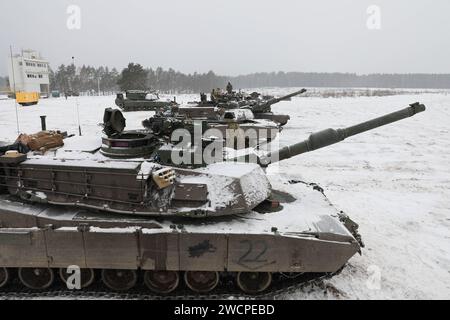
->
[143,106,281,150]
[208,84,306,126]
[241,88,307,126]
[0,103,425,295]
[115,90,178,112]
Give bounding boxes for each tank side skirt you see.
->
[0,226,358,273]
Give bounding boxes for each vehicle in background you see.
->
[115,90,178,112]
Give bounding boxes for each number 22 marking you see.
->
[238,240,268,264]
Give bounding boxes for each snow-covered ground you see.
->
[0,89,449,299]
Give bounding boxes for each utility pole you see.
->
[9,45,20,135]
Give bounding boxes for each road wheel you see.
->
[184,271,219,293]
[237,272,272,294]
[101,269,137,291]
[18,268,54,290]
[144,271,179,294]
[0,268,9,288]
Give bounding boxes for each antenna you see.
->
[72,56,82,136]
[9,45,20,135]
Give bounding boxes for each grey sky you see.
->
[1,0,449,76]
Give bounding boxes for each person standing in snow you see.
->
[226,82,233,94]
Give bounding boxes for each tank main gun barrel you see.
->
[267,88,307,105]
[243,89,307,112]
[259,102,426,167]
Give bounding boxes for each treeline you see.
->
[115,65,450,92]
[115,63,450,93]
[148,68,228,93]
[49,65,120,94]
[5,63,450,94]
[48,63,228,94]
[116,63,227,93]
[231,72,450,89]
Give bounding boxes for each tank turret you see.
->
[143,106,281,150]
[125,90,150,100]
[237,89,307,125]
[245,88,307,114]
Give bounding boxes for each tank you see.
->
[0,103,425,295]
[243,88,307,126]
[143,106,281,149]
[115,90,178,112]
[205,85,307,126]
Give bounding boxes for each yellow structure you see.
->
[15,92,39,106]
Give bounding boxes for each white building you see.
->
[7,49,50,96]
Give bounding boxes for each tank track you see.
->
[0,269,342,300]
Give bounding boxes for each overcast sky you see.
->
[1,0,449,76]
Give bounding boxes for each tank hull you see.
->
[0,225,358,273]
[115,98,175,112]
[0,181,360,293]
